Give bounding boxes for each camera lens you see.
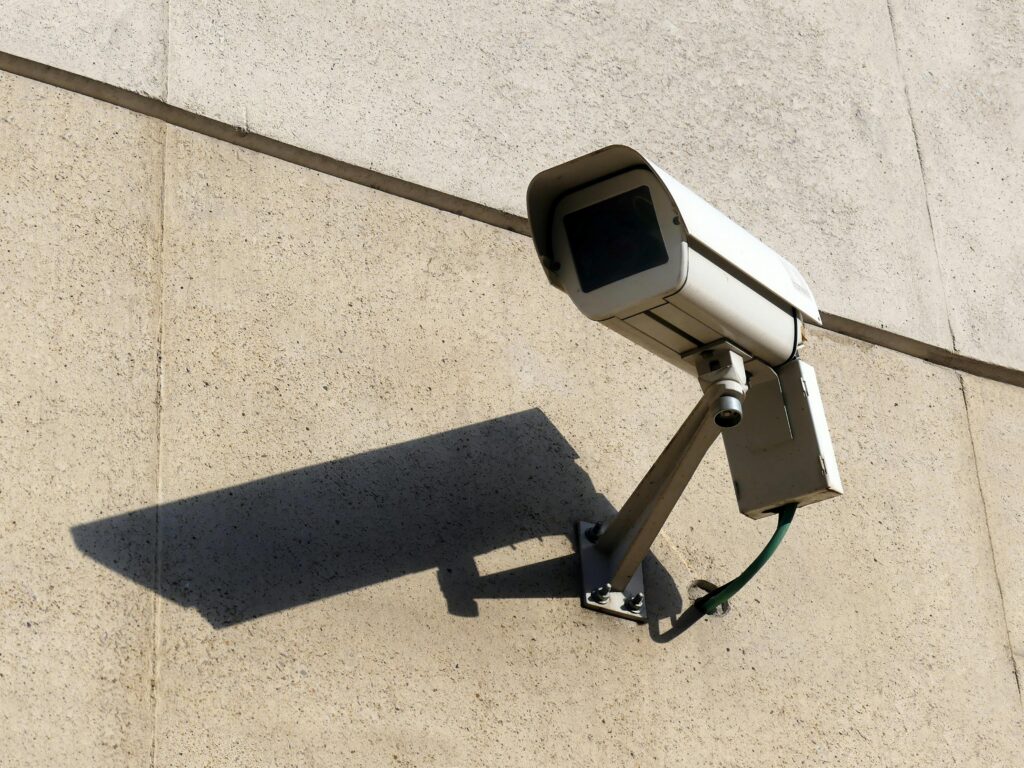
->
[714,396,743,427]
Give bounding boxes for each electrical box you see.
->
[722,359,843,518]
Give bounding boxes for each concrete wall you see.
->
[1,4,1022,765]
[4,2,1023,367]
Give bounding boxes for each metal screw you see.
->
[624,592,645,612]
[589,583,612,605]
[585,523,603,543]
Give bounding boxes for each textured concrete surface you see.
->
[6,2,1023,364]
[0,74,162,765]
[0,1,165,97]
[166,0,952,348]
[963,375,1024,692]
[889,1,1024,370]
[65,126,1019,765]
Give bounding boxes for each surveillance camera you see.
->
[527,145,819,370]
[526,146,842,621]
[527,144,841,519]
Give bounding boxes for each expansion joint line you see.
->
[957,375,1024,707]
[884,0,960,354]
[148,121,169,768]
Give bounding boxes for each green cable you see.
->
[695,502,797,616]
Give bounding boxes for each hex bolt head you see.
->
[585,523,604,543]
[589,583,612,605]
[624,592,645,612]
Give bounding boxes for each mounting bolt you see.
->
[589,583,612,605]
[585,523,604,543]
[624,592,645,612]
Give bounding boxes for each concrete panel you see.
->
[72,128,1020,765]
[0,1,165,96]
[0,74,162,764]
[167,0,952,348]
[889,1,1024,369]
[963,375,1024,687]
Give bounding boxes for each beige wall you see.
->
[0,74,162,765]
[1,5,1022,764]
[3,3,1022,366]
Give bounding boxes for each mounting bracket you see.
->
[577,342,749,622]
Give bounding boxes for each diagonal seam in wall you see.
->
[1,51,527,237]
[0,48,1022,391]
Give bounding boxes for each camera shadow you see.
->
[72,408,682,628]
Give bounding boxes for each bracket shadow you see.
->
[72,408,682,628]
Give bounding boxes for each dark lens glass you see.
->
[563,186,668,293]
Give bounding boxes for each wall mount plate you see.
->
[577,521,647,623]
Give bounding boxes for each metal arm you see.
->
[577,344,748,621]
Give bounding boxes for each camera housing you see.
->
[527,145,842,519]
[528,145,822,370]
